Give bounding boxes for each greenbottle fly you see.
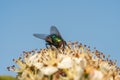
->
[33,26,67,48]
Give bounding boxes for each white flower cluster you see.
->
[8,42,120,80]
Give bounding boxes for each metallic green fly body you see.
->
[33,26,66,48]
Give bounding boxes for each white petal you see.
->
[41,66,58,75]
[34,63,43,69]
[74,66,84,80]
[90,70,103,80]
[58,57,73,68]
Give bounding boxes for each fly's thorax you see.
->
[51,34,62,43]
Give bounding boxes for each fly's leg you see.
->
[63,41,70,49]
[46,43,50,48]
[46,42,53,49]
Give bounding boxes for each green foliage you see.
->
[0,75,16,80]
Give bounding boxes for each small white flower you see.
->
[73,57,87,68]
[99,62,112,72]
[28,53,38,66]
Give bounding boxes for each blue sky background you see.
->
[0,0,120,76]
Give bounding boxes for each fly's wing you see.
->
[33,34,48,40]
[50,26,62,38]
